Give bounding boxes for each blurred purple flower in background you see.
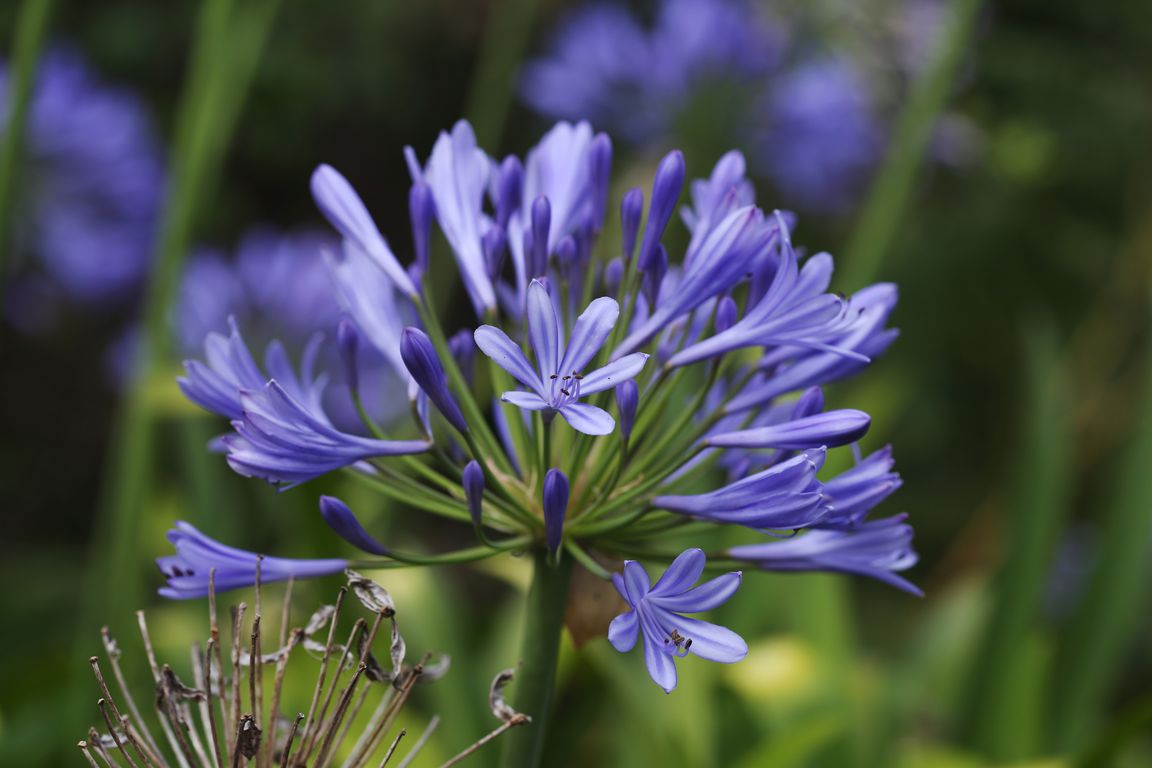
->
[1,47,164,327]
[522,0,780,144]
[521,0,930,213]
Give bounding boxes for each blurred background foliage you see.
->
[1,0,1151,765]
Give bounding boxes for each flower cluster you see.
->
[168,118,918,691]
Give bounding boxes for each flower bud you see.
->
[463,460,485,529]
[495,155,523,229]
[715,296,739,334]
[400,327,468,434]
[543,468,569,558]
[589,132,613,232]
[616,380,638,441]
[530,195,552,278]
[409,181,435,274]
[620,187,643,263]
[637,150,684,271]
[319,495,388,555]
[337,318,359,395]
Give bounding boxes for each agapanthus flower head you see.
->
[168,118,916,693]
[1,47,164,327]
[91,568,533,766]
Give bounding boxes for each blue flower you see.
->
[728,515,921,595]
[225,380,430,488]
[654,450,829,530]
[522,0,779,144]
[759,57,883,213]
[405,121,496,316]
[475,279,648,435]
[609,549,747,692]
[1,48,164,311]
[157,522,347,599]
[178,318,326,422]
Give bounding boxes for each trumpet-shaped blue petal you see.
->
[225,381,430,488]
[413,120,496,315]
[158,522,347,599]
[729,515,921,595]
[311,164,417,297]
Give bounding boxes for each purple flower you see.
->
[225,380,430,488]
[178,318,326,422]
[759,58,884,213]
[654,450,829,530]
[725,283,899,413]
[405,121,495,316]
[667,221,861,369]
[522,0,779,144]
[615,207,777,356]
[609,549,747,692]
[311,164,417,298]
[505,122,603,309]
[706,408,871,451]
[820,446,902,529]
[158,522,347,599]
[2,48,164,306]
[175,228,343,355]
[728,515,921,595]
[475,279,648,435]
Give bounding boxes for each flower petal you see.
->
[527,279,561,375]
[621,560,651,604]
[558,296,619,375]
[642,626,678,693]
[558,402,615,435]
[578,352,649,395]
[608,609,639,652]
[502,391,550,410]
[664,614,748,663]
[475,326,544,392]
[649,548,706,597]
[649,572,742,613]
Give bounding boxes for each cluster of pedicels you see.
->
[165,119,918,692]
[82,569,531,766]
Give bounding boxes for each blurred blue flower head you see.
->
[1,48,164,318]
[522,0,894,213]
[167,117,918,692]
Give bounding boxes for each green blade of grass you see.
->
[1050,314,1152,753]
[463,0,541,151]
[0,0,55,278]
[959,321,1072,761]
[85,0,282,632]
[840,0,982,289]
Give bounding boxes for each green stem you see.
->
[0,0,54,277]
[499,550,573,768]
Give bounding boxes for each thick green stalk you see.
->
[840,0,982,288]
[500,550,574,768]
[0,0,54,276]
